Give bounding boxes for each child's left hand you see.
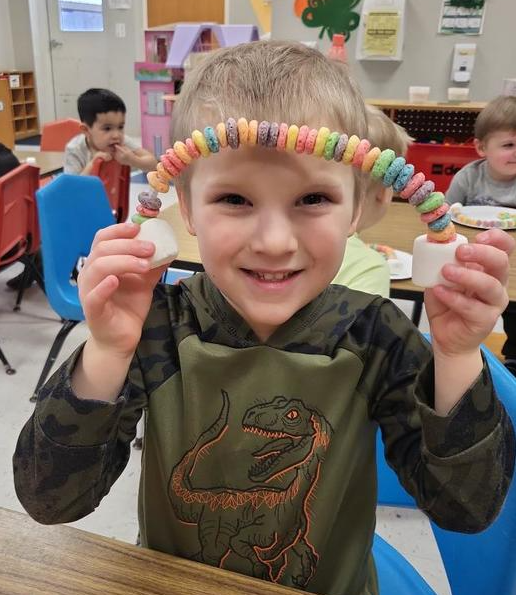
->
[425,228,514,357]
[114,143,135,166]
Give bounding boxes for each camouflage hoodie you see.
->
[13,274,515,595]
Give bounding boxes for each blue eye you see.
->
[299,193,329,206]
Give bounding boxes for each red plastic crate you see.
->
[406,143,479,193]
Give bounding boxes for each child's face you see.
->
[82,111,125,154]
[476,130,516,182]
[180,145,359,341]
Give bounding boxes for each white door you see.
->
[46,0,111,119]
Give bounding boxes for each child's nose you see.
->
[250,212,298,256]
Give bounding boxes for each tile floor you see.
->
[0,169,453,594]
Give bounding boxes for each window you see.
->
[58,0,104,32]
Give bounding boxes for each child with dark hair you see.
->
[64,88,157,175]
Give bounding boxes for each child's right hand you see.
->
[78,222,167,359]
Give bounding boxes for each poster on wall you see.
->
[294,0,361,41]
[355,0,405,61]
[438,0,486,35]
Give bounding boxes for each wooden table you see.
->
[162,202,516,306]
[0,507,304,595]
[14,150,64,177]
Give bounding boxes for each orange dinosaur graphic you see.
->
[168,390,332,588]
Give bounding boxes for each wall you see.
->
[0,0,15,70]
[271,0,516,102]
[9,0,34,71]
[226,0,262,32]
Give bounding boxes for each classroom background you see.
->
[1,1,515,594]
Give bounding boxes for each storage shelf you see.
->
[0,70,40,140]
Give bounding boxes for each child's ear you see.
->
[80,123,89,134]
[177,189,196,236]
[348,202,362,236]
[474,138,486,158]
[377,187,393,206]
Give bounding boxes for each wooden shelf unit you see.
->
[367,99,486,144]
[0,71,39,141]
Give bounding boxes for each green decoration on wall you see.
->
[301,0,361,41]
[448,0,484,8]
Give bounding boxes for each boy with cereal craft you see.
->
[14,42,515,595]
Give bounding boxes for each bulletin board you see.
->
[356,0,405,61]
[147,0,224,28]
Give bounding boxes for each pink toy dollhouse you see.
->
[135,23,259,157]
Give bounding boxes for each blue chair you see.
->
[375,339,516,595]
[32,174,115,401]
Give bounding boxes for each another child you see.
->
[14,42,515,595]
[446,95,516,376]
[64,88,157,175]
[333,105,412,296]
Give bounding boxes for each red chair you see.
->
[90,158,130,223]
[0,164,42,373]
[405,143,479,193]
[40,118,82,151]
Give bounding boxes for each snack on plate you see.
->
[139,117,469,283]
[450,203,516,230]
[368,244,404,276]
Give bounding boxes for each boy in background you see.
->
[64,88,157,175]
[333,105,412,296]
[446,95,516,375]
[14,42,514,595]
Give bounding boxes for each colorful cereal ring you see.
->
[215,123,228,148]
[138,191,162,211]
[192,130,210,157]
[400,171,425,199]
[131,213,149,225]
[427,222,456,243]
[161,154,180,177]
[277,123,288,150]
[173,141,192,164]
[204,126,220,153]
[147,171,169,193]
[361,147,381,172]
[393,164,415,193]
[313,127,330,157]
[156,162,174,182]
[334,134,349,162]
[258,121,270,146]
[383,156,405,187]
[165,149,186,171]
[226,118,239,149]
[408,180,435,206]
[295,125,309,153]
[323,131,340,160]
[416,191,445,214]
[185,138,200,159]
[420,202,449,223]
[286,125,299,152]
[343,135,360,164]
[237,118,249,145]
[371,149,396,180]
[304,128,319,154]
[352,139,371,168]
[267,122,280,147]
[428,212,452,232]
[136,204,160,218]
[248,120,258,145]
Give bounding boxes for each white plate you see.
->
[390,250,412,281]
[450,204,516,230]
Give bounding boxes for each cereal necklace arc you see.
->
[135,117,467,287]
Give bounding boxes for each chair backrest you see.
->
[405,143,479,193]
[90,158,130,223]
[40,118,82,152]
[36,174,115,321]
[0,163,40,267]
[376,339,516,595]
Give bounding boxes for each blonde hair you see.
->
[171,40,368,203]
[475,95,516,141]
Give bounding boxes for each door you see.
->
[46,0,111,119]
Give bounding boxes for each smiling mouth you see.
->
[243,270,300,282]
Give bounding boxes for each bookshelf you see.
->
[0,71,40,141]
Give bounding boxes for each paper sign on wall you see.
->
[356,0,405,61]
[438,0,486,35]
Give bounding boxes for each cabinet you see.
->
[0,71,40,141]
[0,77,15,148]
